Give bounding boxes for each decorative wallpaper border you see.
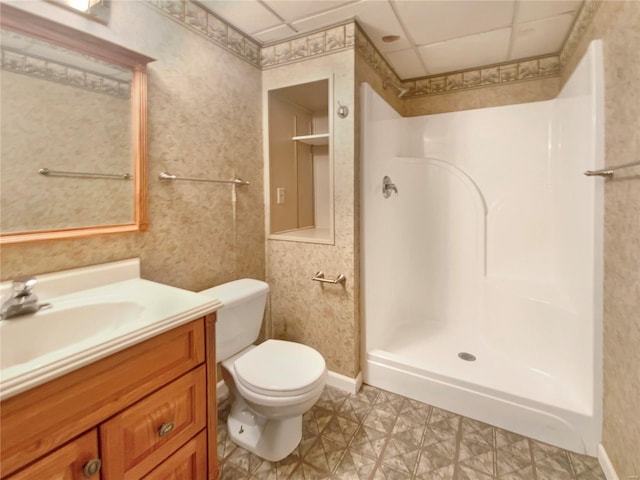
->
[149,0,260,67]
[260,23,355,69]
[398,55,561,98]
[355,21,561,99]
[147,0,599,100]
[560,0,602,68]
[1,48,130,98]
[355,24,402,89]
[354,1,600,99]
[148,1,353,70]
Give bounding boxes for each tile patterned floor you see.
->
[217,385,606,480]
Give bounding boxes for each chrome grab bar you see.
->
[39,168,131,180]
[584,169,614,177]
[159,171,250,185]
[584,160,640,177]
[312,271,346,285]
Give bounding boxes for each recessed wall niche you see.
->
[267,78,333,244]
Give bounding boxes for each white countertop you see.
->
[0,259,221,401]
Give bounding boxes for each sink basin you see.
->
[0,300,144,369]
[0,258,221,401]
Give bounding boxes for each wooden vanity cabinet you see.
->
[1,315,219,480]
[100,366,207,479]
[7,429,101,480]
[143,432,208,479]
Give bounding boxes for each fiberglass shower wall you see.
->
[360,40,603,455]
[362,91,557,348]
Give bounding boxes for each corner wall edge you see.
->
[598,444,620,480]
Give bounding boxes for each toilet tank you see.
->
[199,279,269,362]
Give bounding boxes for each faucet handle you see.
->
[12,277,37,296]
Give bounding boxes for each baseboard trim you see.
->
[326,370,363,395]
[598,444,620,480]
[216,370,363,401]
[217,379,229,402]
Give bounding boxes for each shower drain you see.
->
[458,352,476,361]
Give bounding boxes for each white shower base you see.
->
[364,319,595,454]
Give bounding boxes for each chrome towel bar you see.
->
[39,168,131,180]
[312,271,346,285]
[159,171,250,185]
[584,160,640,177]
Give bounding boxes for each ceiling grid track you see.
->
[148,0,601,99]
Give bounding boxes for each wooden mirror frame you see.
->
[0,4,154,245]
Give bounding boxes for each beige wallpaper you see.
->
[3,12,636,477]
[0,1,265,290]
[355,55,403,116]
[263,51,359,378]
[401,76,560,117]
[562,2,640,477]
[354,27,404,116]
[1,72,132,233]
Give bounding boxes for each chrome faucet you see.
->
[1,277,50,320]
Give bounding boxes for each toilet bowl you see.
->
[199,279,327,462]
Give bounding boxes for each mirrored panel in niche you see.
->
[267,78,334,244]
[0,4,154,245]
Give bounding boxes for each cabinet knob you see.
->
[82,458,102,478]
[158,422,175,437]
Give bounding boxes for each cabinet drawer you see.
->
[1,320,205,477]
[100,366,207,480]
[8,430,101,480]
[143,431,207,480]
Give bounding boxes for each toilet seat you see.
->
[234,340,326,397]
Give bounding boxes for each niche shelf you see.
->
[267,78,333,245]
[292,133,329,146]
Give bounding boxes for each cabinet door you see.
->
[143,431,207,480]
[100,366,207,479]
[1,320,205,477]
[8,429,101,480]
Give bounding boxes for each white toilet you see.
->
[199,279,327,462]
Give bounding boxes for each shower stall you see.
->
[360,41,603,455]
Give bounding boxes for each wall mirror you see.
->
[0,4,153,245]
[267,78,334,244]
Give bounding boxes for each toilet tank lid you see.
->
[199,278,269,308]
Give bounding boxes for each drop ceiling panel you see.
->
[265,0,356,22]
[197,0,282,34]
[516,0,582,23]
[419,28,511,76]
[201,0,584,81]
[510,13,575,60]
[253,24,298,44]
[352,1,412,53]
[394,0,516,46]
[386,49,428,79]
[290,0,411,53]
